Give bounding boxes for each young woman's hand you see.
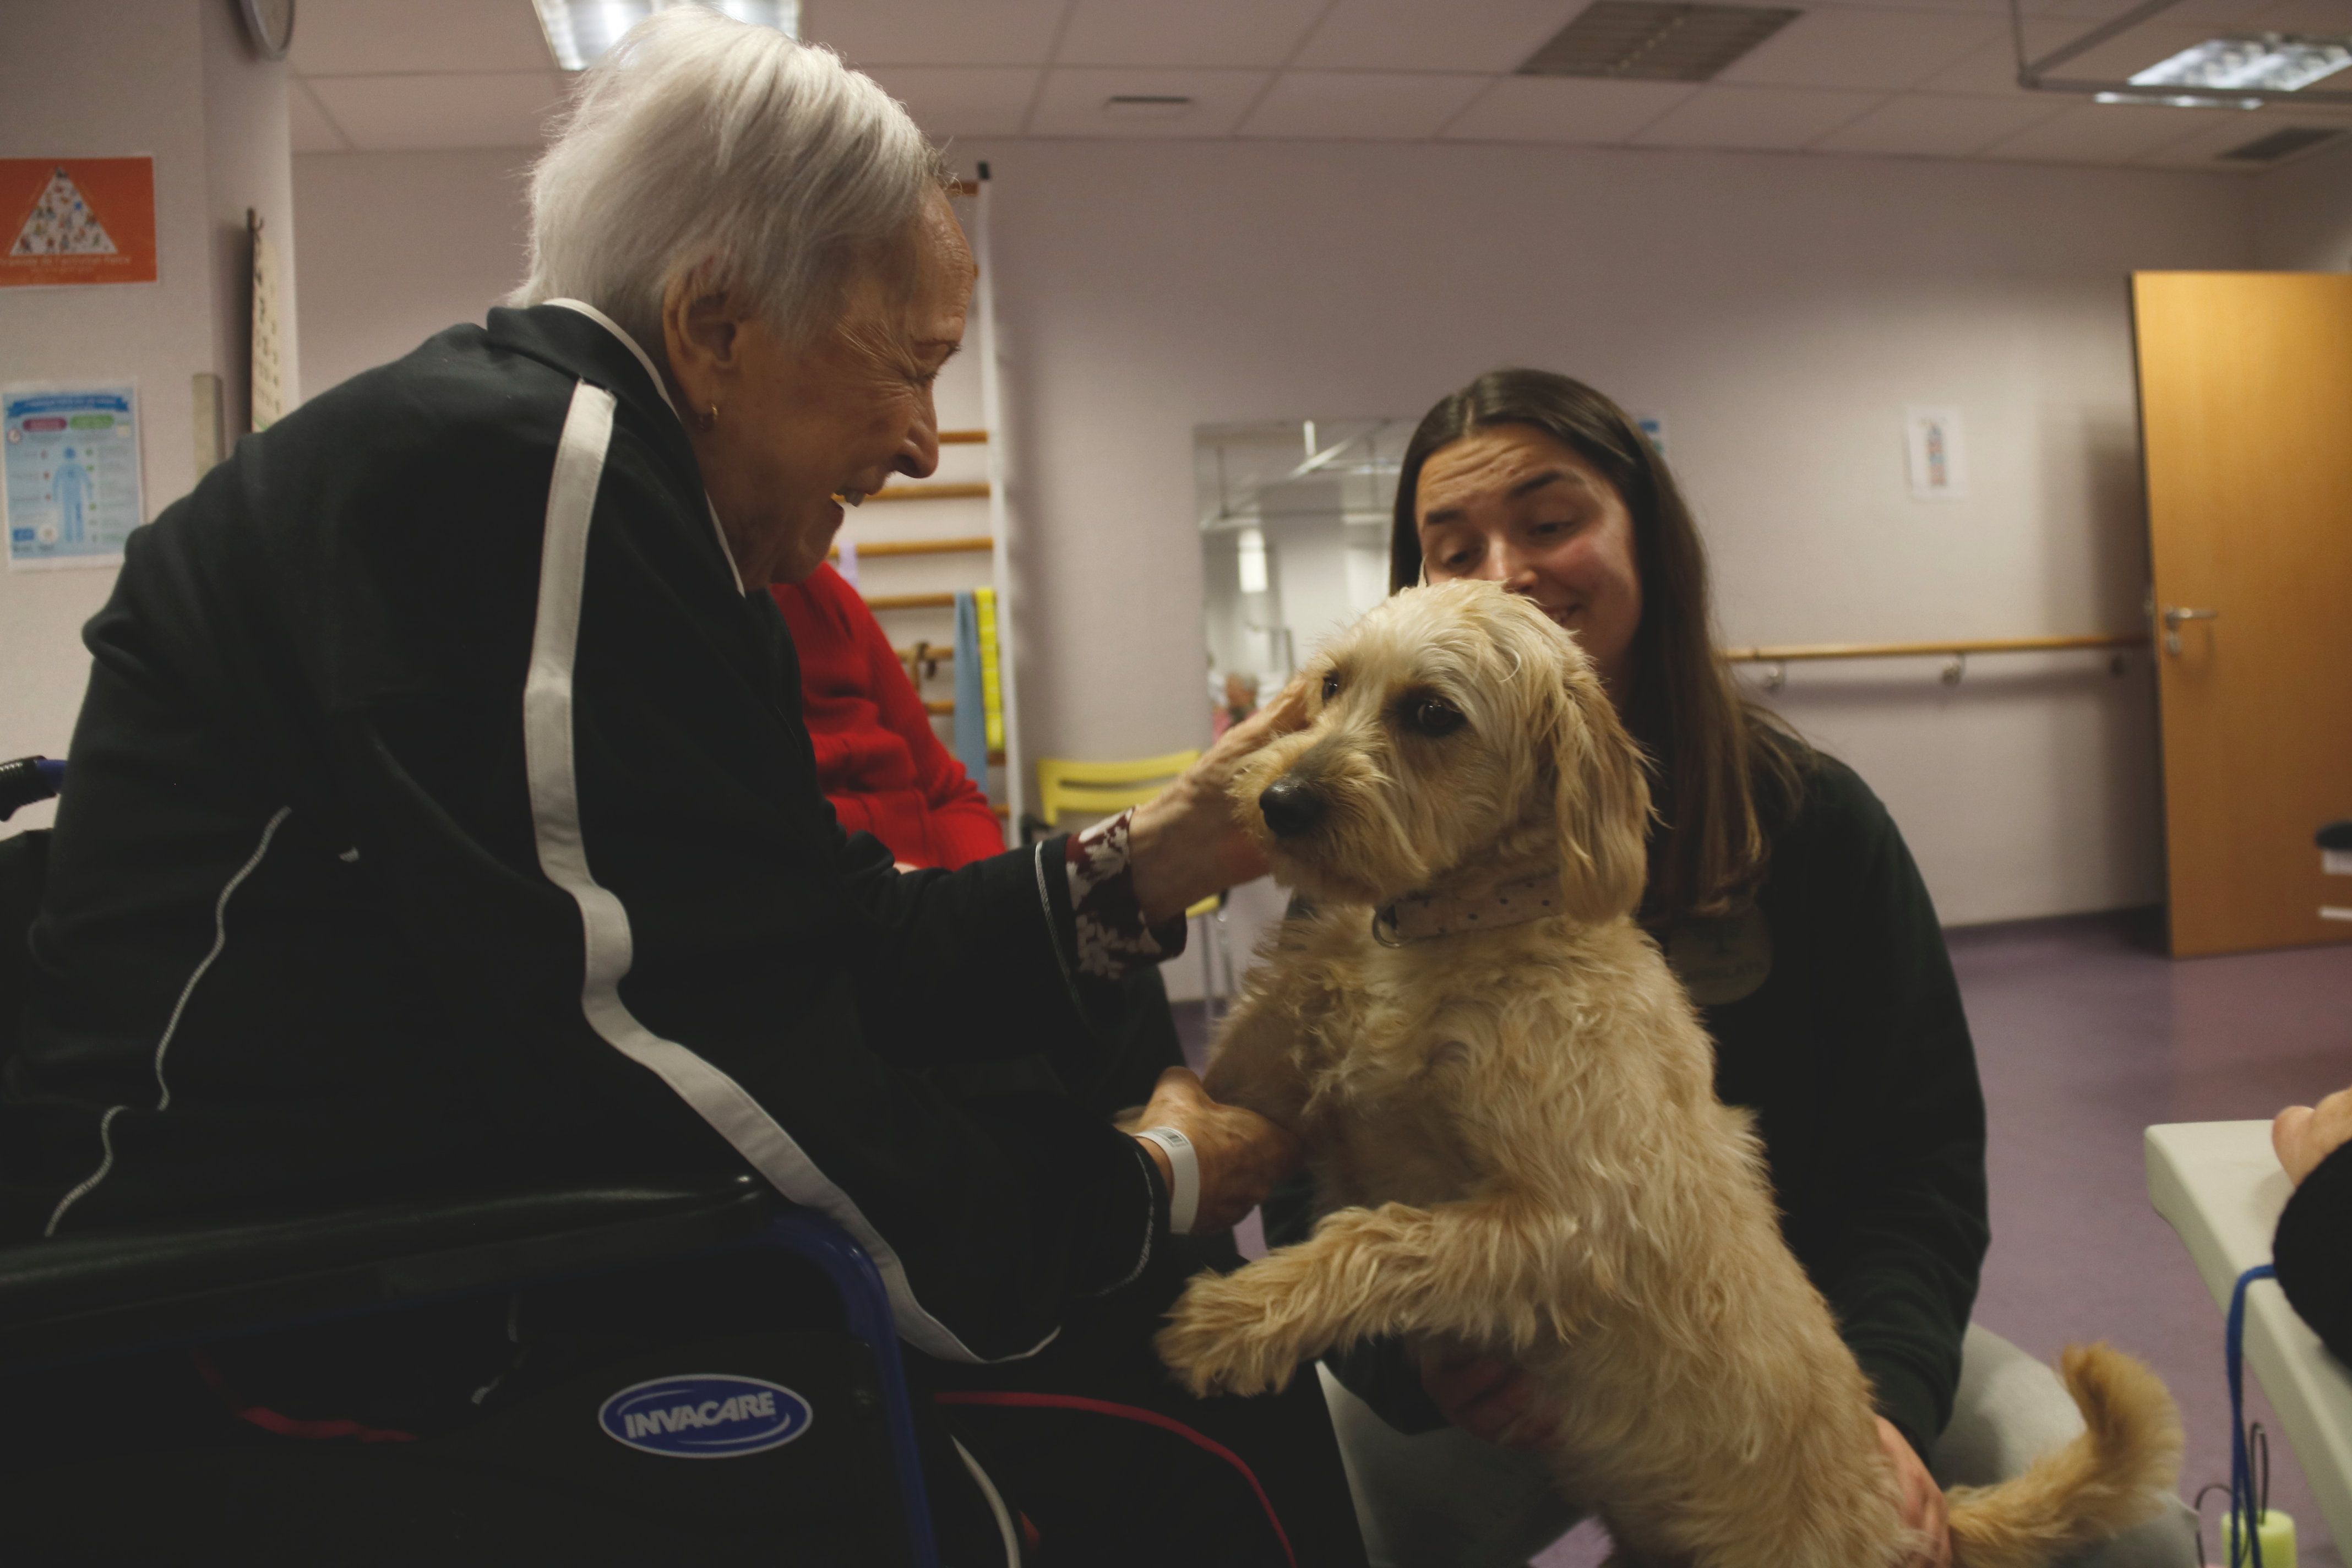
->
[1417,1347,1566,1449]
[2273,1085,2352,1186]
[1877,1415,1951,1568]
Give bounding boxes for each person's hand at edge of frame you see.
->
[2274,1084,2352,1186]
[1129,1066,1302,1236]
[1876,1414,1951,1568]
[1126,675,1311,924]
[1417,1346,1567,1451]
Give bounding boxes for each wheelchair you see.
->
[0,756,965,1565]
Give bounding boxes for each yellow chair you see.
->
[1033,751,1221,919]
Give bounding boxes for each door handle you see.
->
[2161,605,2218,655]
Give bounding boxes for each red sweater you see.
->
[769,563,1005,870]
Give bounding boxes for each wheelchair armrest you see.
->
[0,1173,772,1368]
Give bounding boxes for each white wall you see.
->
[0,0,292,831]
[957,139,2254,926]
[280,135,2261,926]
[2252,135,2352,271]
[292,150,533,400]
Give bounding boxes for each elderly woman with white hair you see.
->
[0,12,1360,1563]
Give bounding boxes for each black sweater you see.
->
[1,306,1166,1364]
[2275,1141,2352,1364]
[1281,753,1990,1456]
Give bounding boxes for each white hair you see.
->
[512,7,947,361]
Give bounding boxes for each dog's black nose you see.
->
[1259,777,1327,839]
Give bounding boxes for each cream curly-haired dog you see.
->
[1155,580,2180,1568]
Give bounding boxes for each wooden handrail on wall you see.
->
[1722,633,2149,690]
[869,482,990,503]
[939,429,987,445]
[834,536,993,561]
[1721,633,2148,663]
[865,592,958,612]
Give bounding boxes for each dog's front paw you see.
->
[1155,1268,1309,1399]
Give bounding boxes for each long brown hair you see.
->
[1390,368,1806,921]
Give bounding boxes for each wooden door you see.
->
[2133,272,2352,958]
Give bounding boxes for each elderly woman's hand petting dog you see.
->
[1128,677,1311,923]
[2273,1085,2352,1186]
[1130,1066,1303,1236]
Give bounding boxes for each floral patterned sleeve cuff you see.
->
[1066,808,1190,979]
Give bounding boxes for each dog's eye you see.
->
[1409,698,1466,737]
[1320,673,1341,703]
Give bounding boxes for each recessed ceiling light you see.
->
[1518,1,1803,84]
[1103,95,1196,119]
[533,1,800,72]
[2129,33,2352,95]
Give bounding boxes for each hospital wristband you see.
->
[1133,1126,1200,1235]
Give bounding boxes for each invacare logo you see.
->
[598,1374,813,1459]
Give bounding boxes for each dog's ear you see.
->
[1548,674,1652,925]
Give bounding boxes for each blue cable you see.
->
[2228,1262,2277,1568]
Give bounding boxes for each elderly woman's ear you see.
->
[661,279,746,424]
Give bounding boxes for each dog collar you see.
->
[1371,869,1564,947]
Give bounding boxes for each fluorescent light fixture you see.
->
[534,0,800,71]
[1237,527,1269,596]
[2129,32,2352,94]
[2095,89,2262,108]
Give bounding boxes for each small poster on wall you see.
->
[0,158,158,288]
[1904,406,1968,501]
[4,383,144,570]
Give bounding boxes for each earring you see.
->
[694,402,718,432]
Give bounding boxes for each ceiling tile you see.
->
[1439,75,1698,141]
[289,0,554,75]
[2136,106,2352,165]
[306,72,571,151]
[2037,0,2273,23]
[1812,90,2070,153]
[1026,68,1273,136]
[2242,0,2352,29]
[863,66,1042,137]
[1292,0,1578,73]
[288,78,353,154]
[1238,71,1493,139]
[1630,83,1885,148]
[1917,19,2089,94]
[1058,0,1328,68]
[806,0,1074,68]
[1978,100,2213,160]
[1718,9,2007,91]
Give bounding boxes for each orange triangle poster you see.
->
[0,158,156,288]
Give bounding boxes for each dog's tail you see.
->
[1945,1343,2184,1568]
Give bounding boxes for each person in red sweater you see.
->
[769,561,1004,870]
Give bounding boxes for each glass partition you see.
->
[1195,418,1408,733]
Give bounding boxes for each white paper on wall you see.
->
[1904,406,1967,502]
[4,382,143,570]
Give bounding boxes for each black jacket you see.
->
[2275,1141,2352,1364]
[1,305,1162,1364]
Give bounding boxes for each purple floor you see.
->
[1174,912,2352,1568]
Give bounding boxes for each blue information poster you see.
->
[5,382,143,570]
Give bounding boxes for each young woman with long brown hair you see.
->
[1272,369,2193,1568]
